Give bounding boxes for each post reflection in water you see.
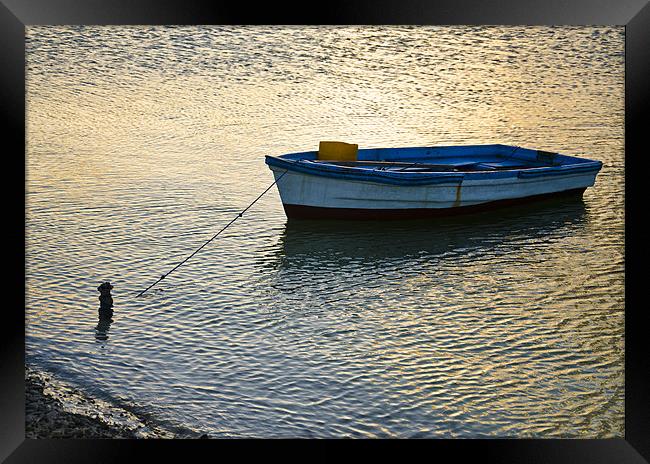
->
[95,312,113,342]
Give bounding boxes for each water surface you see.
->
[26,26,624,438]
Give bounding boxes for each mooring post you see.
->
[97,281,114,318]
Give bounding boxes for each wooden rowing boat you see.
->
[264,144,602,219]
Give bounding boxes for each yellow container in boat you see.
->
[318,141,358,161]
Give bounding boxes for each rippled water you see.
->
[26,26,624,438]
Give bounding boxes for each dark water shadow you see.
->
[94,309,113,342]
[267,196,589,271]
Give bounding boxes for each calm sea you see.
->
[26,26,624,438]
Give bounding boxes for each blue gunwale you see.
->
[265,144,603,185]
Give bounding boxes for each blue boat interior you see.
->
[273,144,596,172]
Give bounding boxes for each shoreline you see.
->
[25,366,205,439]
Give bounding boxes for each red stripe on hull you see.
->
[282,188,587,220]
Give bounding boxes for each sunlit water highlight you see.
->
[26,26,624,438]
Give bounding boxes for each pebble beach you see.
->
[25,367,181,439]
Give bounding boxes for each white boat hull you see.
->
[269,166,597,219]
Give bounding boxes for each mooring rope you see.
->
[136,169,289,298]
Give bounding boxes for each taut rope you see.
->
[136,170,288,298]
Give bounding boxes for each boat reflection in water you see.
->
[270,195,588,273]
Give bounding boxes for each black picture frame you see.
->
[2,1,648,462]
